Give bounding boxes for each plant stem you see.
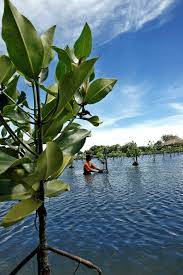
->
[32,83,38,150]
[35,81,50,275]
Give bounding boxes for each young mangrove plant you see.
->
[0,0,117,274]
[126,141,141,166]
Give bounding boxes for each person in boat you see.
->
[83,154,104,175]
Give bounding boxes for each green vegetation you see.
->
[0,0,117,273]
[82,135,183,164]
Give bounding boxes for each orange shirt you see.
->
[84,161,96,173]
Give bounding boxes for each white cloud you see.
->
[170,103,183,113]
[83,114,183,150]
[0,0,177,52]
[94,82,148,128]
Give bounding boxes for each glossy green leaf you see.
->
[40,83,58,97]
[2,0,44,79]
[45,179,70,197]
[0,55,15,84]
[66,123,81,130]
[43,107,72,142]
[38,142,63,180]
[74,88,85,105]
[3,104,29,124]
[86,116,102,127]
[52,126,90,177]
[51,155,72,179]
[85,78,117,104]
[0,179,31,201]
[74,23,92,60]
[0,147,19,158]
[89,70,95,82]
[55,127,90,156]
[41,25,56,68]
[53,47,72,81]
[39,67,49,83]
[1,198,42,227]
[54,58,97,119]
[10,158,32,169]
[0,151,17,175]
[17,91,28,107]
[24,142,63,188]
[0,149,31,177]
[4,75,19,103]
[41,98,57,123]
[1,127,7,138]
[65,45,76,62]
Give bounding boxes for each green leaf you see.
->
[66,123,81,130]
[74,88,85,105]
[43,107,72,142]
[24,142,63,188]
[65,45,76,62]
[4,75,19,103]
[55,127,90,156]
[1,127,7,138]
[17,91,28,107]
[38,142,63,180]
[74,23,92,60]
[39,67,49,83]
[41,25,56,68]
[0,179,32,201]
[2,0,44,79]
[52,155,72,178]
[52,47,72,81]
[40,83,58,97]
[10,158,32,169]
[1,198,42,227]
[85,78,117,104]
[0,55,16,84]
[3,104,29,124]
[0,147,19,158]
[0,151,17,175]
[89,70,95,82]
[54,58,97,119]
[41,98,57,123]
[45,179,70,197]
[52,126,90,178]
[86,116,102,127]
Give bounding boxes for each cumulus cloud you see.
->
[0,0,176,52]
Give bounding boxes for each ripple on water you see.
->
[0,155,183,274]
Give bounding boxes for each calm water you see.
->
[0,154,183,274]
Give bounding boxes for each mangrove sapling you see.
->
[0,1,117,274]
[126,142,141,166]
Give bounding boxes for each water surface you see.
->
[0,154,183,274]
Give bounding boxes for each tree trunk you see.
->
[35,82,50,274]
[135,155,138,163]
[37,203,50,275]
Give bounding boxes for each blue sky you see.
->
[0,0,183,149]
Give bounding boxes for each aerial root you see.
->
[9,246,39,275]
[47,246,102,274]
[9,245,102,275]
